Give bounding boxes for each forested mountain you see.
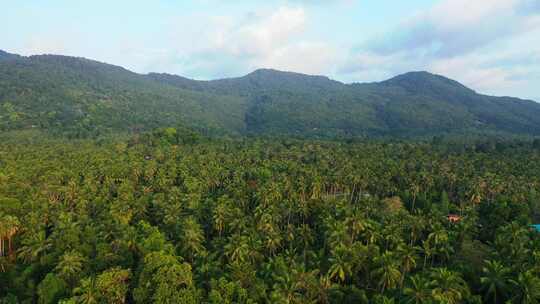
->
[1,50,539,138]
[0,52,248,137]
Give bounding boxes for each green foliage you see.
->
[1,135,540,302]
[2,51,540,139]
[94,267,131,303]
[37,273,67,304]
[134,252,199,304]
[208,278,252,304]
[54,250,86,284]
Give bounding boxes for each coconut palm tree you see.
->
[180,217,206,263]
[74,277,99,304]
[0,215,19,258]
[480,260,510,304]
[397,244,419,288]
[17,230,51,264]
[509,270,540,304]
[213,200,230,238]
[328,245,353,283]
[372,251,401,293]
[55,250,87,284]
[403,274,433,304]
[430,268,469,304]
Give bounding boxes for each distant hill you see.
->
[1,50,539,138]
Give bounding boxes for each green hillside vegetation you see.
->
[0,53,248,137]
[1,50,539,139]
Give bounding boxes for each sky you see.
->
[1,0,539,100]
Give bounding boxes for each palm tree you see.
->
[408,215,425,246]
[427,228,450,265]
[55,250,87,284]
[213,201,229,237]
[0,215,19,258]
[316,274,336,304]
[264,230,283,256]
[298,224,313,264]
[397,244,418,288]
[347,213,366,242]
[403,274,433,304]
[421,240,433,269]
[0,256,11,273]
[74,277,99,304]
[480,260,510,304]
[180,217,206,263]
[224,234,259,264]
[0,219,6,257]
[17,230,51,263]
[271,270,302,304]
[373,295,396,304]
[328,245,353,283]
[372,251,401,293]
[509,270,540,304]
[409,183,420,211]
[430,268,469,304]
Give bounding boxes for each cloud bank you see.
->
[342,0,540,99]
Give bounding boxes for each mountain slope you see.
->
[1,50,539,138]
[362,72,540,135]
[0,52,248,136]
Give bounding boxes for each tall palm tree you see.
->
[0,215,19,258]
[264,230,283,256]
[180,217,206,263]
[17,230,51,264]
[430,268,469,304]
[316,274,336,304]
[0,256,11,273]
[480,260,510,304]
[421,240,433,269]
[74,277,99,304]
[509,270,540,304]
[403,274,433,304]
[397,244,419,288]
[0,219,6,257]
[271,270,302,304]
[55,250,87,284]
[328,245,352,283]
[213,201,229,238]
[372,251,401,293]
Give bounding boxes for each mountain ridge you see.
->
[0,50,539,138]
[2,50,537,102]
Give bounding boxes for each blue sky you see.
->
[1,0,539,100]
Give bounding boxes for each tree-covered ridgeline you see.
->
[1,132,540,303]
[2,51,540,139]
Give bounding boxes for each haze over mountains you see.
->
[1,50,539,138]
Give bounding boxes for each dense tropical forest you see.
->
[2,128,540,303]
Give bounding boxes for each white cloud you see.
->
[146,6,337,79]
[210,6,307,58]
[258,41,341,75]
[365,0,540,58]
[287,0,357,5]
[340,0,540,99]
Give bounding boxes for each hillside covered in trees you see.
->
[1,50,540,139]
[2,130,540,303]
